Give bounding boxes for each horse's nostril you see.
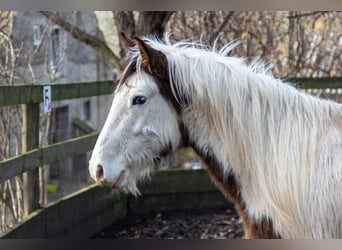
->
[96,165,104,182]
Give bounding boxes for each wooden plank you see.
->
[46,186,126,238]
[0,81,115,106]
[22,103,40,216]
[128,191,230,216]
[0,132,99,182]
[285,77,342,89]
[72,118,95,134]
[0,184,127,238]
[138,169,219,194]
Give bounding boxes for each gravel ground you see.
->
[92,208,244,239]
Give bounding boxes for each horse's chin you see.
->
[98,179,141,196]
[109,157,163,196]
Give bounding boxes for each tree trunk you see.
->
[136,11,174,37]
[113,11,174,57]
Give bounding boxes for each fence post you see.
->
[22,103,40,216]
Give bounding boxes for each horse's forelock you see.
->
[117,44,185,114]
[115,56,137,92]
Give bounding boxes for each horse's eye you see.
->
[132,95,147,105]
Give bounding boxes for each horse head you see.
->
[88,34,182,194]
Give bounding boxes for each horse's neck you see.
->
[182,107,234,176]
[181,73,342,237]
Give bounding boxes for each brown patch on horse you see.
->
[249,217,279,239]
[179,122,190,146]
[190,142,280,239]
[159,141,173,158]
[153,142,173,168]
[135,37,169,81]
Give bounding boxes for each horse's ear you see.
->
[134,37,168,80]
[120,32,136,50]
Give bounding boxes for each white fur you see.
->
[90,35,342,238]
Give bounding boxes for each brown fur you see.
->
[203,159,279,239]
[179,120,278,238]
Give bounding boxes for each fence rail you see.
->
[0,77,341,236]
[0,80,114,106]
[287,77,342,89]
[0,132,98,182]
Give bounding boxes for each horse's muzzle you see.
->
[96,166,125,188]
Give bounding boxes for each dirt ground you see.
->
[92,208,244,239]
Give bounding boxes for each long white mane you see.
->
[129,35,342,238]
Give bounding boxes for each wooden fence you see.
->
[0,80,114,216]
[0,77,341,238]
[2,169,232,238]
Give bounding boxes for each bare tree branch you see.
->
[39,11,123,71]
[209,12,234,45]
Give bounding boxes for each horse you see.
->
[89,33,342,239]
